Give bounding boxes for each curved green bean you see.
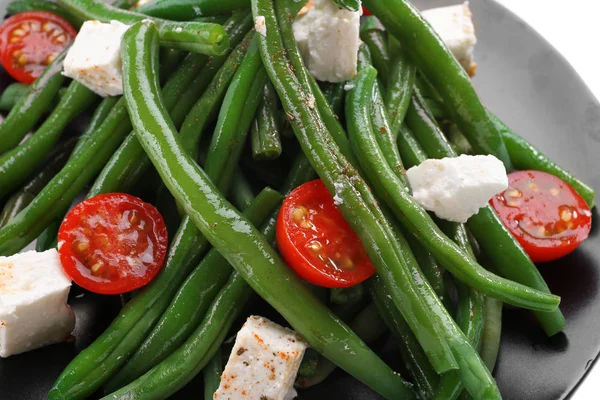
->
[405,85,565,336]
[0,83,31,112]
[116,19,414,399]
[268,0,457,375]
[347,66,559,312]
[360,23,390,87]
[480,297,503,372]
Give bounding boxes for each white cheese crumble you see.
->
[0,249,75,358]
[255,16,267,37]
[63,20,130,97]
[407,154,508,223]
[421,2,477,76]
[292,0,361,83]
[214,316,307,400]
[343,82,355,91]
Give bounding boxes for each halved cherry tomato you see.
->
[276,179,375,288]
[0,11,76,84]
[58,193,168,295]
[490,170,592,263]
[362,6,372,16]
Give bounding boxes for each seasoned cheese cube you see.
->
[407,154,508,223]
[293,0,360,83]
[214,316,307,400]
[0,249,75,358]
[421,2,477,76]
[63,20,130,97]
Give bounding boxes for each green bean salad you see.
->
[0,0,595,399]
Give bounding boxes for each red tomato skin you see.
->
[0,11,76,84]
[490,170,592,263]
[362,6,373,15]
[276,179,375,288]
[58,193,168,295]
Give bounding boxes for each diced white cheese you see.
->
[255,16,267,37]
[407,154,508,223]
[214,316,307,400]
[293,0,360,83]
[421,2,477,76]
[0,249,75,358]
[135,0,152,8]
[63,20,130,97]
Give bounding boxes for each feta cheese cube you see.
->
[214,316,307,400]
[293,0,360,83]
[0,249,75,358]
[63,20,130,97]
[421,2,477,76]
[407,154,508,223]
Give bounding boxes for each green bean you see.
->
[7,0,83,28]
[117,19,414,399]
[405,233,449,309]
[89,13,252,197]
[230,171,255,210]
[0,48,67,155]
[72,97,120,155]
[0,81,97,200]
[386,36,416,138]
[480,297,503,372]
[59,0,229,56]
[35,219,60,251]
[433,221,486,400]
[360,22,390,87]
[363,0,514,168]
[179,30,255,157]
[265,0,456,376]
[330,284,364,307]
[203,348,222,400]
[137,0,249,20]
[159,48,186,83]
[297,348,320,378]
[0,83,30,112]
[320,81,345,116]
[397,124,427,168]
[251,81,282,160]
[347,66,559,312]
[492,114,596,207]
[105,188,282,391]
[204,37,267,193]
[281,153,316,194]
[405,84,566,336]
[156,21,230,56]
[0,139,74,228]
[296,302,389,388]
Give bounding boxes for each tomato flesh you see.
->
[0,11,76,84]
[490,170,592,263]
[362,6,373,16]
[277,179,375,288]
[58,193,169,295]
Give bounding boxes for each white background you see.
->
[492,1,600,398]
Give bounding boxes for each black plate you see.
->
[2,0,600,399]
